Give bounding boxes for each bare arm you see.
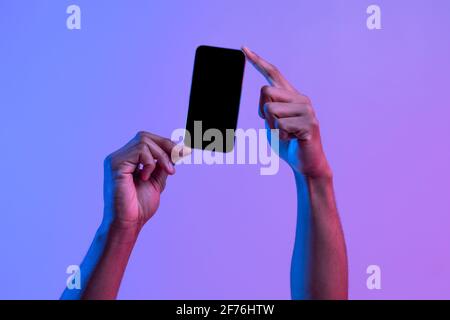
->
[61,132,179,300]
[292,173,347,299]
[243,47,348,300]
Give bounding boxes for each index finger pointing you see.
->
[242,46,296,92]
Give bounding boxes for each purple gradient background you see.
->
[1,0,450,299]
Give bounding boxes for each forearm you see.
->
[291,172,348,300]
[60,220,140,300]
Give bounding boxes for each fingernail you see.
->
[241,46,251,55]
[181,146,192,156]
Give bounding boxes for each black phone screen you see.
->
[185,45,245,153]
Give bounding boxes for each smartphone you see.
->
[185,45,245,153]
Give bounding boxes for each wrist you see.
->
[294,169,336,207]
[305,172,333,187]
[305,161,333,181]
[294,166,333,184]
[99,218,142,246]
[303,172,338,218]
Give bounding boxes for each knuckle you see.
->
[104,154,113,166]
[263,102,274,115]
[304,95,312,104]
[309,117,319,129]
[104,152,121,170]
[260,85,271,95]
[304,103,314,115]
[137,142,147,152]
[109,156,121,171]
[136,131,149,141]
